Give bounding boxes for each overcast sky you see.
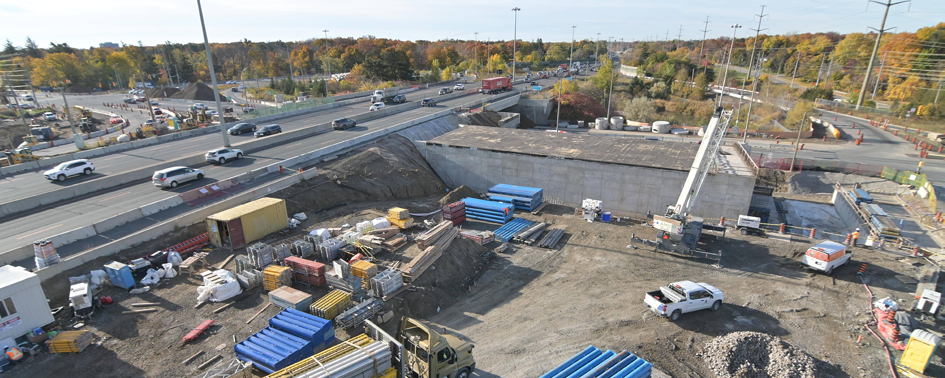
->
[2,0,943,49]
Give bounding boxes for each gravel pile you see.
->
[146,86,180,98]
[703,332,819,378]
[169,82,226,102]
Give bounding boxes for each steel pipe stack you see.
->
[538,229,565,248]
[539,345,651,378]
[461,198,514,223]
[334,298,383,330]
[265,334,374,378]
[513,222,546,244]
[487,184,544,211]
[293,340,392,378]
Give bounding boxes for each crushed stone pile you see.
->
[703,332,819,378]
[146,86,180,98]
[170,82,227,102]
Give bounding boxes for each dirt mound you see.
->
[397,238,492,318]
[272,135,446,215]
[755,168,792,192]
[703,332,820,378]
[440,185,480,206]
[146,86,179,98]
[170,82,227,102]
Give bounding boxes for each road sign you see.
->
[533,86,541,91]
[268,91,273,95]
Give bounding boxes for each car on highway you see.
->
[136,97,148,103]
[205,148,243,164]
[150,100,159,105]
[193,103,208,110]
[332,118,356,130]
[529,81,538,86]
[109,116,123,124]
[541,74,549,79]
[369,102,386,111]
[145,120,155,126]
[44,159,94,182]
[152,166,205,189]
[239,84,247,89]
[152,107,162,115]
[439,87,453,95]
[231,87,240,92]
[23,95,33,101]
[454,83,465,90]
[420,98,436,107]
[254,124,282,137]
[43,112,57,121]
[390,94,407,104]
[227,123,256,135]
[225,80,237,84]
[18,103,33,109]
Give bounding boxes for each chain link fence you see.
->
[239,96,337,120]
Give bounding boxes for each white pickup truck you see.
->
[644,281,724,321]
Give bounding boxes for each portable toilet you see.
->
[104,261,135,289]
[900,329,941,373]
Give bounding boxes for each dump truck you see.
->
[480,77,511,94]
[370,89,402,103]
[262,317,476,378]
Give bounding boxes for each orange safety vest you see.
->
[852,231,860,239]
[6,348,22,361]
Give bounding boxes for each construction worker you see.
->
[4,346,22,364]
[851,228,861,247]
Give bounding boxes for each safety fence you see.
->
[241,96,337,119]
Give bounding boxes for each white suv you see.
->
[205,148,243,164]
[454,83,465,90]
[369,102,386,111]
[44,159,94,182]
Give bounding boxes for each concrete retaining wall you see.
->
[509,98,553,126]
[49,225,97,248]
[831,189,865,229]
[418,143,754,220]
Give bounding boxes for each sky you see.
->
[1,0,944,49]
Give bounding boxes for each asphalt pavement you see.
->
[0,77,553,252]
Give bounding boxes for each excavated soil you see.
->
[146,87,180,98]
[170,82,227,102]
[756,169,904,195]
[703,332,820,378]
[439,185,481,206]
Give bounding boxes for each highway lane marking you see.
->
[286,143,301,148]
[0,177,25,185]
[16,224,64,240]
[100,155,126,161]
[98,191,131,203]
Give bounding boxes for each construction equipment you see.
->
[652,107,733,255]
[78,117,96,133]
[69,283,101,320]
[2,148,38,166]
[735,215,765,236]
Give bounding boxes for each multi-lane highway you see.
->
[0,77,555,254]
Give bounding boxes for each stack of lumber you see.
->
[487,184,544,211]
[269,286,313,311]
[370,269,403,298]
[309,290,353,321]
[248,243,274,269]
[416,221,454,249]
[459,230,495,245]
[284,256,326,286]
[264,334,374,378]
[367,227,400,239]
[443,201,466,226]
[47,330,94,353]
[382,234,407,251]
[461,198,514,224]
[386,207,414,229]
[402,227,459,283]
[263,265,293,291]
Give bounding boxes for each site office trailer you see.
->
[206,197,288,249]
[0,266,54,348]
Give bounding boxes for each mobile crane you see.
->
[651,107,733,255]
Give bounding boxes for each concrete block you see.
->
[92,207,145,234]
[139,196,184,216]
[0,161,40,175]
[0,244,33,267]
[130,138,159,148]
[49,225,98,248]
[72,148,106,159]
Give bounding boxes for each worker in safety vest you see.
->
[4,346,22,364]
[851,228,861,247]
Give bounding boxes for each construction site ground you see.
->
[10,135,945,378]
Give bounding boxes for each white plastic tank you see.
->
[371,217,391,229]
[116,134,131,143]
[610,116,625,130]
[638,125,652,132]
[652,121,671,134]
[595,117,609,130]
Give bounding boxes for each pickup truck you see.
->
[644,281,724,321]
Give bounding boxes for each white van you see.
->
[801,241,852,275]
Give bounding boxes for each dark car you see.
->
[391,94,407,104]
[230,87,239,92]
[123,98,136,104]
[227,123,256,135]
[529,81,538,86]
[332,118,356,130]
[420,98,437,107]
[438,87,453,95]
[254,124,282,137]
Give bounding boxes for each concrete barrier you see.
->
[49,225,97,248]
[92,207,145,234]
[71,148,107,160]
[35,155,75,169]
[0,245,34,267]
[0,161,40,176]
[139,196,184,216]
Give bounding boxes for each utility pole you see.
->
[286,44,293,81]
[742,5,768,142]
[857,0,909,110]
[323,30,331,96]
[872,51,887,100]
[815,53,827,86]
[474,32,479,79]
[699,16,711,74]
[606,59,617,120]
[595,33,601,70]
[555,75,562,132]
[934,75,944,104]
[569,26,576,69]
[3,74,29,130]
[676,25,683,50]
[196,0,229,147]
[512,7,520,84]
[718,24,742,107]
[790,111,810,172]
[20,54,39,108]
[824,52,835,86]
[790,52,802,89]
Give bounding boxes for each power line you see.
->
[857,0,911,109]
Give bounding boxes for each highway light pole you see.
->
[569,26,576,69]
[856,0,908,110]
[717,24,741,108]
[595,33,601,69]
[511,7,520,84]
[474,32,479,79]
[323,30,331,96]
[196,0,230,147]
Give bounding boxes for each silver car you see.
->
[152,166,205,189]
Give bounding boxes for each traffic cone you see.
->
[845,234,852,244]
[810,228,816,238]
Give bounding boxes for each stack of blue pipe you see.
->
[540,345,653,378]
[487,184,544,211]
[235,308,337,374]
[462,198,514,224]
[494,218,534,242]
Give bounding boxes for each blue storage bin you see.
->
[104,261,135,289]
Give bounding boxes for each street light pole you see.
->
[569,26,576,70]
[595,33,601,70]
[789,110,810,172]
[606,59,617,120]
[474,32,479,79]
[323,30,331,97]
[511,7,520,84]
[196,0,230,147]
[718,24,742,107]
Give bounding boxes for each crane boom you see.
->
[668,107,733,219]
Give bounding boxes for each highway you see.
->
[0,77,553,254]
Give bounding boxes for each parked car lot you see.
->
[151,166,204,189]
[44,159,94,182]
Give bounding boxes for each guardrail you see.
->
[733,142,759,176]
